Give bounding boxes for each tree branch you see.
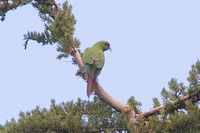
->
[70,47,200,127]
[71,45,200,125]
[0,0,30,21]
[141,90,200,117]
[70,48,130,113]
[70,48,141,128]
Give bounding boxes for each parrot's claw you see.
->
[75,69,84,78]
[76,66,87,80]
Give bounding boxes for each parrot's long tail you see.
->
[87,73,97,97]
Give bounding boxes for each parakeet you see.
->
[82,41,111,97]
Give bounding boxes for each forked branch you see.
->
[70,47,200,126]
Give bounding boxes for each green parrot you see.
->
[82,41,111,97]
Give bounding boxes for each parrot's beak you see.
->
[109,47,112,52]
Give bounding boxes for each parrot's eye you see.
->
[105,43,111,52]
[105,43,110,48]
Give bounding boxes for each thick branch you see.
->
[70,48,141,130]
[95,84,129,112]
[71,48,130,113]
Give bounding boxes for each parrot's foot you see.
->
[76,66,86,80]
[76,69,83,78]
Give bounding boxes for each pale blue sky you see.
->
[1,0,200,124]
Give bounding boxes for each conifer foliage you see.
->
[0,97,127,133]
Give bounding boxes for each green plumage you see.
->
[82,41,111,97]
[83,45,105,70]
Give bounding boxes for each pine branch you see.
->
[0,0,30,21]
[141,90,200,117]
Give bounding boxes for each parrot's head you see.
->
[96,40,111,52]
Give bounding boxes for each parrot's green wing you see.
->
[82,47,105,70]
